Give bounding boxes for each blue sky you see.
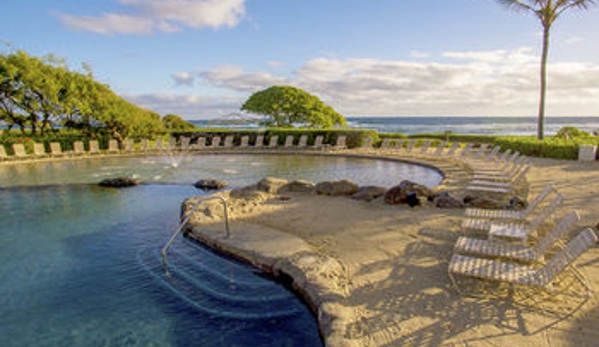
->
[2,0,599,119]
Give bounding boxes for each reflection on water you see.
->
[0,154,443,189]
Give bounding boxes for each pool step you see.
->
[137,244,302,320]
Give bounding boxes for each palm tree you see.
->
[496,0,596,139]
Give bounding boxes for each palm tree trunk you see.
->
[537,25,550,140]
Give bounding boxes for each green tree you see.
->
[495,0,596,140]
[241,85,346,128]
[162,114,196,131]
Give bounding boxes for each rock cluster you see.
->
[194,179,228,190]
[98,177,139,188]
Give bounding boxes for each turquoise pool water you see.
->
[0,154,442,347]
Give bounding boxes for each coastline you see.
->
[183,149,599,347]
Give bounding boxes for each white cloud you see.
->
[132,47,599,118]
[59,0,246,35]
[172,72,195,86]
[124,93,243,118]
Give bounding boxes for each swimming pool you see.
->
[0,154,442,347]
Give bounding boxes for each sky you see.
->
[2,0,599,120]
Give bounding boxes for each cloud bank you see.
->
[59,0,246,34]
[131,47,599,119]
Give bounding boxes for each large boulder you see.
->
[98,177,139,188]
[279,179,316,193]
[352,186,387,202]
[384,180,432,205]
[428,191,464,209]
[194,179,227,190]
[230,184,270,203]
[463,195,502,209]
[315,179,359,196]
[257,177,289,194]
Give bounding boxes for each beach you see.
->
[185,151,599,347]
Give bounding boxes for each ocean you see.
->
[192,116,599,136]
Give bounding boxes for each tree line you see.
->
[0,50,167,142]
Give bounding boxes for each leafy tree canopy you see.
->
[163,114,196,130]
[240,85,346,128]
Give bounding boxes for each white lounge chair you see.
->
[362,137,373,149]
[394,139,405,150]
[268,136,279,148]
[380,138,393,149]
[455,210,580,262]
[473,152,521,176]
[107,139,119,154]
[223,135,233,148]
[50,142,64,157]
[12,143,28,159]
[433,141,447,156]
[195,137,206,149]
[333,135,347,150]
[179,137,191,150]
[210,136,221,148]
[254,135,264,148]
[465,184,556,221]
[284,135,294,148]
[33,142,47,158]
[0,145,8,161]
[418,140,432,155]
[443,142,461,157]
[449,227,597,295]
[73,141,86,156]
[458,143,474,157]
[297,135,308,148]
[463,192,564,241]
[124,139,135,152]
[89,140,101,155]
[312,135,324,149]
[239,136,249,148]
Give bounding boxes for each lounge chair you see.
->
[107,139,119,154]
[33,142,47,158]
[463,192,564,242]
[448,227,597,295]
[484,145,501,161]
[404,139,415,152]
[179,137,191,150]
[433,141,447,156]
[73,141,86,156]
[50,142,64,157]
[239,136,249,148]
[418,140,432,155]
[89,140,101,155]
[380,138,393,149]
[333,135,347,150]
[223,135,233,148]
[268,136,279,148]
[124,139,135,152]
[458,143,474,157]
[473,152,521,176]
[12,143,28,159]
[168,137,177,150]
[284,135,294,148]
[394,139,405,151]
[472,159,530,182]
[312,135,324,149]
[254,135,264,148]
[362,137,373,149]
[470,164,530,187]
[455,211,580,262]
[471,143,490,158]
[488,193,564,245]
[0,145,8,161]
[443,142,461,157]
[297,135,308,148]
[210,136,221,148]
[195,137,206,149]
[465,184,556,221]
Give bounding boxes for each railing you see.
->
[161,195,230,276]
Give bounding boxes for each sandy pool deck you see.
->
[185,151,599,347]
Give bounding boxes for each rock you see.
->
[463,195,502,209]
[507,196,527,210]
[398,180,433,197]
[315,180,359,196]
[98,177,139,188]
[384,180,432,205]
[194,179,227,190]
[406,192,420,207]
[257,177,289,194]
[279,179,316,193]
[352,186,386,202]
[230,184,270,202]
[429,191,464,209]
[384,185,408,205]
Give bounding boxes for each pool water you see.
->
[0,154,442,347]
